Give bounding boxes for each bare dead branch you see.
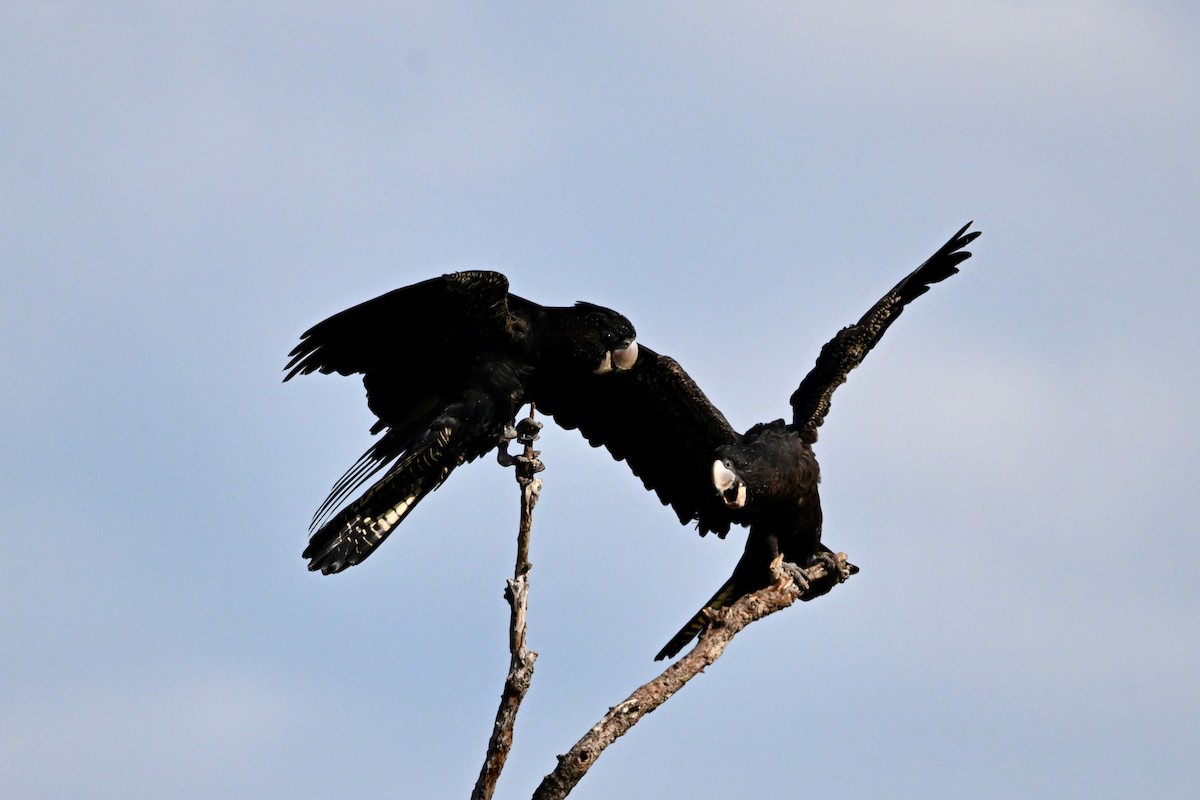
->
[472,408,544,800]
[530,552,855,800]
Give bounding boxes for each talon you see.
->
[795,550,857,602]
[781,560,812,593]
[815,551,854,582]
[515,418,543,446]
[497,424,522,467]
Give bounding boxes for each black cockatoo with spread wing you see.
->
[286,223,979,663]
[284,272,638,574]
[529,223,980,659]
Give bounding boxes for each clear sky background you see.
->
[4,3,1198,798]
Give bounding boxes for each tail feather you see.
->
[654,577,744,661]
[309,429,408,533]
[303,443,462,574]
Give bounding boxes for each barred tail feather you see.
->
[303,443,461,574]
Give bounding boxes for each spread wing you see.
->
[533,345,741,537]
[790,222,980,441]
[284,270,514,423]
[284,271,519,530]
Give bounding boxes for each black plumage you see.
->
[285,272,638,574]
[286,224,978,661]
[531,224,980,660]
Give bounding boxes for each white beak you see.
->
[612,340,639,370]
[712,459,747,509]
[593,340,639,374]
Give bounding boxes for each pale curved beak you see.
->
[593,340,639,374]
[712,459,747,509]
[612,339,639,370]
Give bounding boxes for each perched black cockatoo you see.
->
[285,272,638,574]
[530,223,980,659]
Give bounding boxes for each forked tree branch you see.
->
[530,552,855,800]
[471,408,544,800]
[470,405,855,800]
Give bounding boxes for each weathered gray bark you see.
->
[470,407,855,800]
[471,411,543,800]
[530,552,855,800]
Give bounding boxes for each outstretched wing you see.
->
[789,222,980,440]
[284,271,515,378]
[533,345,741,537]
[285,271,519,534]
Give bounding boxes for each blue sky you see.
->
[3,3,1198,798]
